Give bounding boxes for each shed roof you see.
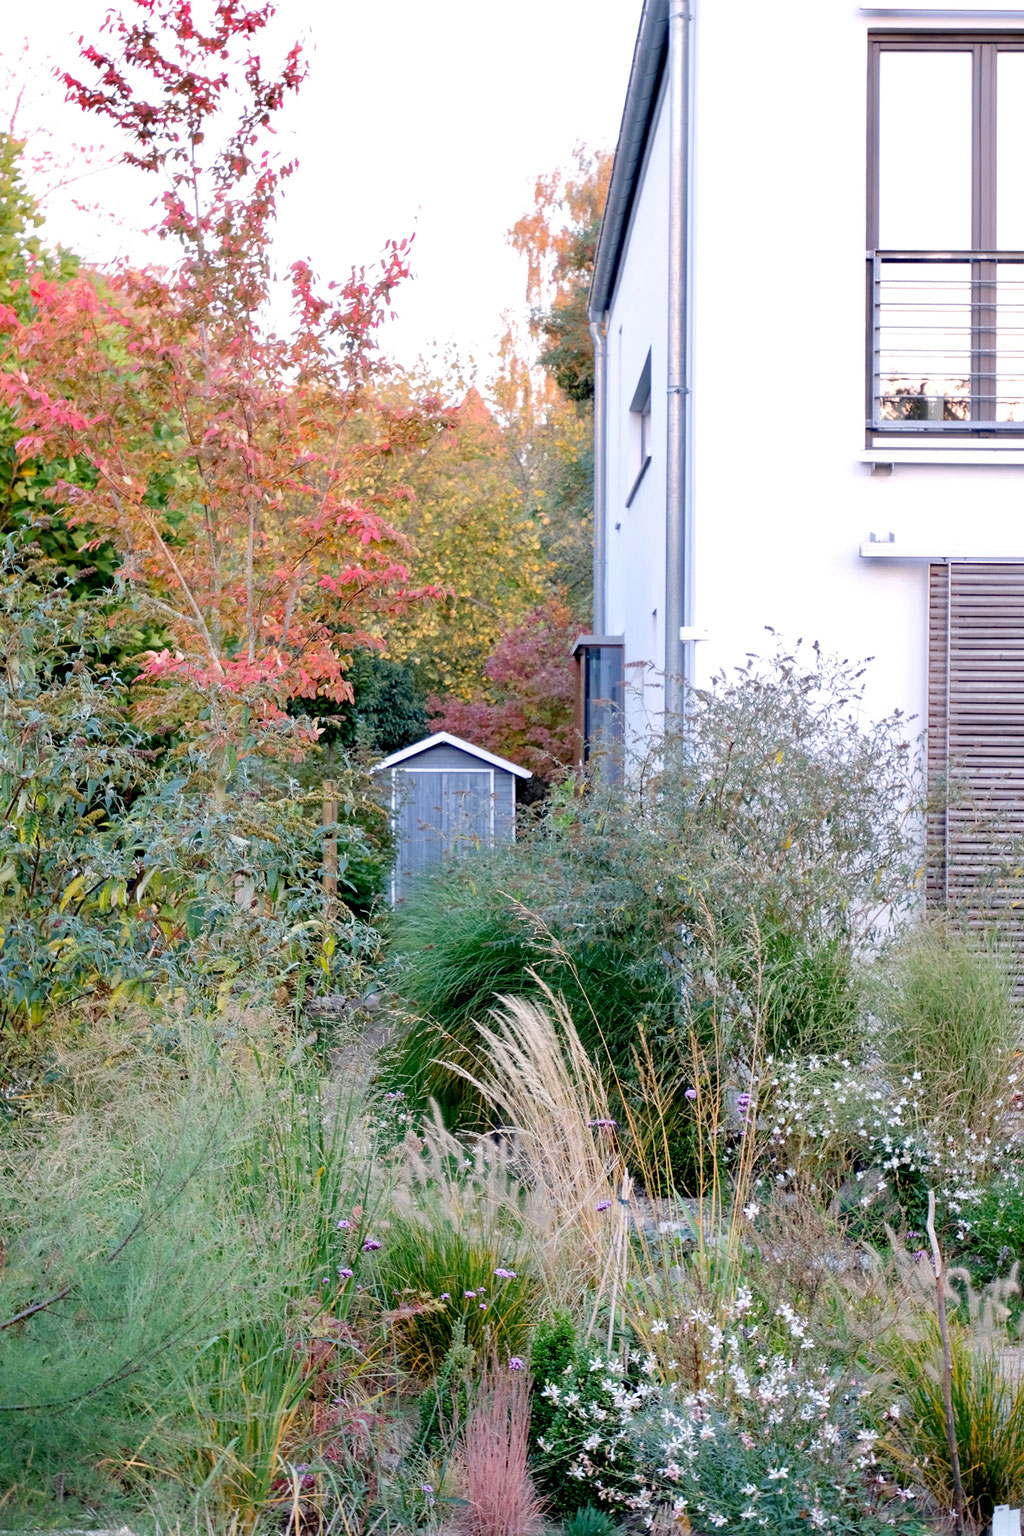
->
[370,731,533,779]
[589,0,668,320]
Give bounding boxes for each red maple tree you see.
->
[0,0,452,777]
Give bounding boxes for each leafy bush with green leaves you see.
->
[527,1313,639,1518]
[0,554,387,1066]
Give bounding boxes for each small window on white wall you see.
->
[626,350,652,507]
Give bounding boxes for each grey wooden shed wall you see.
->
[379,739,521,902]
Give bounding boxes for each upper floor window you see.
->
[869,35,1024,432]
[626,350,652,504]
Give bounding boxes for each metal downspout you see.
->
[590,316,608,635]
[664,0,692,725]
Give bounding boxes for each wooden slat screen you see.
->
[928,562,1024,930]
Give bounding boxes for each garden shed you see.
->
[371,731,531,903]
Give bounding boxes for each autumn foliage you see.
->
[430,595,578,782]
[0,0,453,765]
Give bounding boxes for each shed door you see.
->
[928,562,1024,938]
[393,769,493,900]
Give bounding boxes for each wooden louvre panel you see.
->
[928,562,1024,938]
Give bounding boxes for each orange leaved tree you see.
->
[0,0,452,794]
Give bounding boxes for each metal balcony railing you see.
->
[870,250,1024,431]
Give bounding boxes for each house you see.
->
[371,732,531,903]
[582,0,1024,900]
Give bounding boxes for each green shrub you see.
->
[951,1169,1024,1285]
[0,554,386,1069]
[387,645,920,1174]
[527,1314,639,1518]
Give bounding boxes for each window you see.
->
[626,350,652,503]
[868,36,1024,433]
[572,636,624,776]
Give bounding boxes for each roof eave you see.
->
[370,731,533,779]
[588,0,669,321]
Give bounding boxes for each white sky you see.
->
[8,0,639,381]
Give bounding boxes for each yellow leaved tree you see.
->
[369,377,548,700]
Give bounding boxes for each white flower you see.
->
[767,1466,789,1480]
[743,1200,761,1220]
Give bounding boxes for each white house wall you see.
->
[606,78,671,741]
[602,1,1024,748]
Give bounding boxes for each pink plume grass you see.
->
[459,1358,544,1536]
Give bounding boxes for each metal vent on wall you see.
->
[928,562,1024,947]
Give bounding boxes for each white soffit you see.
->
[860,539,1024,558]
[861,2,1024,11]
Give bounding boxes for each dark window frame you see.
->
[626,350,653,506]
[867,31,1024,440]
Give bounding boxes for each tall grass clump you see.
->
[877,923,1020,1130]
[0,1022,390,1530]
[883,1311,1024,1528]
[375,1111,542,1375]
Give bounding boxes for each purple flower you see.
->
[479,1302,487,1309]
[464,1289,477,1298]
[493,1267,517,1279]
[685,1088,698,1101]
[508,1356,525,1371]
[737,1092,752,1112]
[336,1219,351,1230]
[337,1266,354,1280]
[596,1199,612,1212]
[440,1292,450,1301]
[362,1238,381,1252]
[587,1118,617,1129]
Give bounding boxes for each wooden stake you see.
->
[322,778,338,910]
[927,1188,965,1536]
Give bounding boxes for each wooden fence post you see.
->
[322,778,338,912]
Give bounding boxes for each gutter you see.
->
[590,317,608,632]
[664,0,693,724]
[590,0,669,320]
